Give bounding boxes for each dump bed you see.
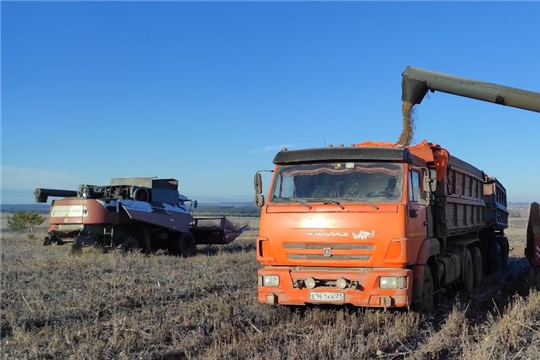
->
[408,140,507,237]
[483,177,508,230]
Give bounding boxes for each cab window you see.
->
[409,171,420,202]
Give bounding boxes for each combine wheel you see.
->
[470,246,483,288]
[413,265,434,314]
[71,238,83,255]
[462,248,474,293]
[122,237,140,254]
[43,236,52,246]
[168,233,182,256]
[179,233,197,257]
[488,242,502,274]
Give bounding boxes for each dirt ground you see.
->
[1,218,539,359]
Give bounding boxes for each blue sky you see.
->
[1,1,539,204]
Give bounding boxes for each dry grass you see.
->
[2,225,540,359]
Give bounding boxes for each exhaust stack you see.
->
[34,188,78,203]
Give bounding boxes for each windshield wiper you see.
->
[311,198,345,210]
[341,198,380,210]
[279,198,312,209]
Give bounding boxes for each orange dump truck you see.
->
[254,140,508,311]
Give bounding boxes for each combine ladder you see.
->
[103,226,114,253]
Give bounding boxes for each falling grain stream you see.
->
[397,101,415,146]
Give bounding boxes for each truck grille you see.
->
[283,243,373,261]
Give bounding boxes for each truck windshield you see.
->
[271,162,404,204]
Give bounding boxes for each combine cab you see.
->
[526,202,540,287]
[35,177,246,255]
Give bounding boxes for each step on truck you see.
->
[35,177,246,255]
[254,140,508,311]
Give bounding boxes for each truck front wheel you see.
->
[413,265,434,314]
[498,237,509,268]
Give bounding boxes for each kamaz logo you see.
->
[352,230,375,240]
[306,232,349,237]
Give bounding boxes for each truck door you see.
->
[408,169,427,241]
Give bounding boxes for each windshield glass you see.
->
[271,162,404,204]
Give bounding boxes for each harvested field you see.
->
[1,221,540,359]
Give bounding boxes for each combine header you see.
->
[35,177,246,255]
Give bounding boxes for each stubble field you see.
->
[1,218,540,359]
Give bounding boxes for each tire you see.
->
[413,265,434,314]
[179,233,197,257]
[43,236,52,246]
[470,246,483,288]
[462,248,474,293]
[498,237,509,268]
[488,242,502,274]
[122,237,140,254]
[167,233,182,256]
[71,238,83,255]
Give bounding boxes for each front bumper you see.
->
[258,267,413,308]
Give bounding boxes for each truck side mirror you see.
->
[422,168,437,193]
[254,173,263,195]
[254,194,265,208]
[418,168,435,207]
[418,191,430,207]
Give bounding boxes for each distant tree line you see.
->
[193,205,261,217]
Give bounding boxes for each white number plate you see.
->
[309,292,344,302]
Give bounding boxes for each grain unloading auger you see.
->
[35,177,246,255]
[402,66,540,289]
[401,66,540,113]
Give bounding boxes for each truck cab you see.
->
[255,144,435,308]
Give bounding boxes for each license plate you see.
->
[309,292,344,302]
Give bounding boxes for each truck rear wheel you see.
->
[462,248,474,293]
[498,237,509,268]
[470,246,483,288]
[488,242,502,274]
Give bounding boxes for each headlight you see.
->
[304,277,316,289]
[262,275,279,287]
[379,276,407,289]
[336,277,348,289]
